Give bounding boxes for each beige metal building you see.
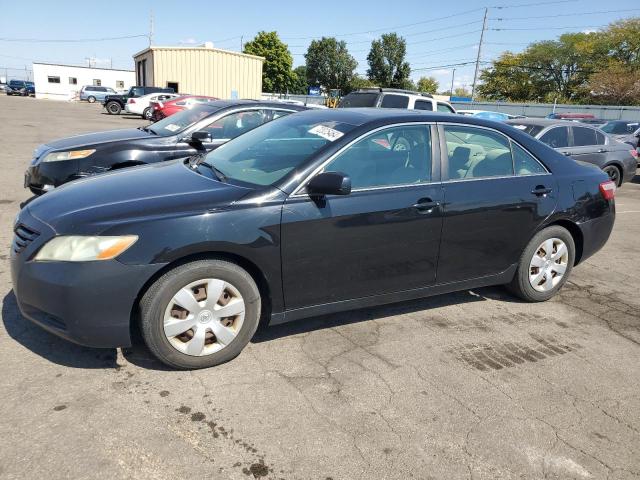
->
[132,44,264,99]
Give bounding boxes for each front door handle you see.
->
[531,186,552,196]
[563,151,572,156]
[413,198,440,213]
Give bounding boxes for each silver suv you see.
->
[338,88,456,113]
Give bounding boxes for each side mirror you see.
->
[307,171,351,197]
[190,130,212,143]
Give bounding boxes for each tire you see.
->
[140,259,261,369]
[507,225,575,302]
[603,165,622,187]
[142,107,152,120]
[106,101,121,115]
[87,95,96,103]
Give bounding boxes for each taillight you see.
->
[128,98,135,104]
[630,149,638,159]
[599,180,616,200]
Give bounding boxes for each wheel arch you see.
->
[542,219,584,265]
[130,251,273,338]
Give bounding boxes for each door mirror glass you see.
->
[307,171,351,196]
[190,130,212,143]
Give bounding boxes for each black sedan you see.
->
[24,100,307,194]
[11,109,616,369]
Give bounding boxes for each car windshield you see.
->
[202,114,359,187]
[601,121,638,134]
[509,123,545,137]
[150,105,221,136]
[338,93,379,108]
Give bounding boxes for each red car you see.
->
[150,95,218,121]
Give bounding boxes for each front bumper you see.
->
[24,160,79,193]
[10,209,165,348]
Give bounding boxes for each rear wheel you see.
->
[106,101,121,115]
[507,226,575,302]
[87,95,96,103]
[140,259,261,369]
[603,165,622,187]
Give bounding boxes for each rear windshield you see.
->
[148,105,221,136]
[509,124,545,137]
[338,93,379,108]
[601,121,639,135]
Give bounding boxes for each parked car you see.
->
[149,95,219,121]
[6,80,35,96]
[457,110,522,121]
[103,85,175,115]
[600,120,640,150]
[24,101,307,194]
[338,88,456,113]
[546,113,594,120]
[79,85,118,103]
[124,92,181,120]
[507,118,637,186]
[12,109,615,369]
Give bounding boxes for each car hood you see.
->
[41,128,154,152]
[27,160,252,234]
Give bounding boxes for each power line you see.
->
[0,34,148,43]
[495,7,640,20]
[491,0,578,9]
[491,24,606,31]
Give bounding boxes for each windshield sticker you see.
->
[308,124,344,142]
[164,124,181,132]
[512,125,527,130]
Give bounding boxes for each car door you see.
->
[281,123,444,310]
[567,126,607,167]
[437,123,556,284]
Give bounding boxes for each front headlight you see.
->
[34,235,138,262]
[41,149,96,163]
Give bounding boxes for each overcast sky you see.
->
[1,0,638,90]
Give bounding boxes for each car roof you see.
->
[505,118,593,127]
[182,99,310,111]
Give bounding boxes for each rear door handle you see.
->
[413,198,440,213]
[531,186,552,196]
[563,152,572,156]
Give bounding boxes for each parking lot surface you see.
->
[0,95,639,480]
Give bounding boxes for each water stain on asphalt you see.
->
[53,405,67,411]
[242,459,270,478]
[0,200,13,205]
[159,390,170,397]
[176,405,191,414]
[450,334,581,371]
[191,412,206,422]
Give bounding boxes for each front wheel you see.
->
[105,101,121,114]
[140,259,261,369]
[142,107,152,120]
[507,226,575,302]
[87,95,96,103]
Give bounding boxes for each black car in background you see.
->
[12,109,616,369]
[6,80,35,96]
[24,100,306,194]
[600,120,640,150]
[506,118,638,186]
[103,85,175,115]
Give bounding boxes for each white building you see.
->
[32,62,135,101]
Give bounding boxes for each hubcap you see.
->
[163,278,245,356]
[528,238,569,292]
[605,167,619,185]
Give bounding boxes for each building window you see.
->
[93,79,102,86]
[69,77,77,85]
[116,80,124,88]
[47,76,61,83]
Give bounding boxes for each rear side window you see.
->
[572,127,597,147]
[539,127,569,148]
[380,94,409,109]
[595,131,606,145]
[338,93,379,108]
[414,100,433,111]
[512,143,547,176]
[437,103,455,113]
[444,125,513,179]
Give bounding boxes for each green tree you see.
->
[347,75,375,92]
[416,76,439,94]
[290,65,308,95]
[366,33,411,88]
[243,31,295,93]
[305,37,358,92]
[453,87,472,97]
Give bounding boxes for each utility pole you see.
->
[240,35,243,52]
[450,68,456,97]
[149,10,154,47]
[471,7,488,100]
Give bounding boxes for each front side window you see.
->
[380,94,409,109]
[444,125,513,179]
[204,114,359,187]
[539,127,569,148]
[131,87,145,97]
[203,110,269,140]
[437,103,455,113]
[324,124,431,189]
[414,100,433,111]
[572,127,597,147]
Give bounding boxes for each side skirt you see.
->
[269,264,518,326]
